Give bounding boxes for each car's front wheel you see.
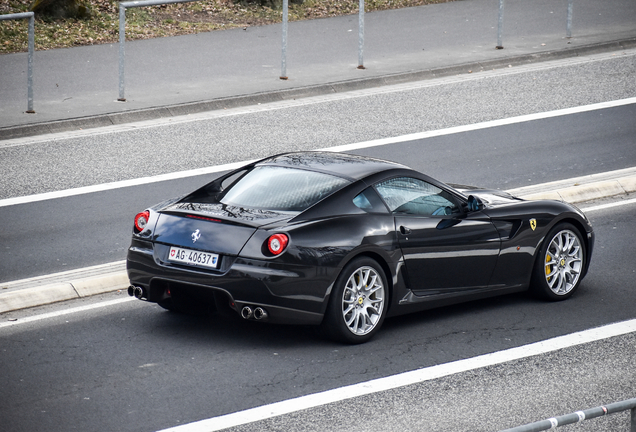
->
[321,257,388,344]
[531,223,585,301]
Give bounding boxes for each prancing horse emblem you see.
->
[192,229,201,243]
[529,219,537,231]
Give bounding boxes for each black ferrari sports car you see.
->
[126,151,594,343]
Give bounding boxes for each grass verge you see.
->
[1,0,453,54]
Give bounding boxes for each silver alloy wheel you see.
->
[544,229,583,295]
[341,265,385,336]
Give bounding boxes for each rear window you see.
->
[220,166,350,212]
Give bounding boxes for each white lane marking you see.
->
[157,319,636,432]
[1,97,635,209]
[3,49,634,150]
[0,297,136,329]
[0,160,256,208]
[580,197,636,213]
[321,97,636,154]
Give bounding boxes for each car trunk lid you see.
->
[153,201,294,255]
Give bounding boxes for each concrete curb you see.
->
[1,171,634,315]
[0,261,128,314]
[1,37,635,141]
[507,166,636,202]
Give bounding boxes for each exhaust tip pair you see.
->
[241,306,268,321]
[127,285,146,300]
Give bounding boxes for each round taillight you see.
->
[134,211,150,232]
[267,233,289,255]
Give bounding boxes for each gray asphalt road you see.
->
[0,52,635,283]
[0,101,634,283]
[1,47,635,432]
[1,50,635,199]
[0,198,634,432]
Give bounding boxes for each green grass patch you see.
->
[1,0,454,54]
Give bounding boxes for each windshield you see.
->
[220,166,350,212]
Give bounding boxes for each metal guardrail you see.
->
[497,0,574,49]
[7,0,579,107]
[500,397,636,432]
[280,0,364,78]
[0,12,35,113]
[118,0,200,101]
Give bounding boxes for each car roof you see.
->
[256,151,409,181]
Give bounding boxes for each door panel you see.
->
[395,213,501,294]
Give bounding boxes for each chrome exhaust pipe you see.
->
[127,285,135,297]
[253,307,268,320]
[241,306,253,320]
[133,286,145,300]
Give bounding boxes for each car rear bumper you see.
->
[126,241,335,325]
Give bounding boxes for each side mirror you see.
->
[467,195,484,212]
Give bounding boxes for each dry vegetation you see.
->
[1,0,453,54]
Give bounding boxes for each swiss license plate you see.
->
[168,246,219,269]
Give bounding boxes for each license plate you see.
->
[168,246,219,269]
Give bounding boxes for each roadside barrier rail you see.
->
[118,0,199,101]
[5,0,581,108]
[500,397,636,432]
[280,0,364,79]
[1,12,35,113]
[497,0,573,49]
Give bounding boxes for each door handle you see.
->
[400,226,412,235]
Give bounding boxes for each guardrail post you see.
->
[118,3,126,101]
[566,0,573,38]
[496,0,504,49]
[631,405,636,432]
[1,12,35,113]
[26,13,34,113]
[358,0,365,69]
[118,0,202,100]
[280,0,288,80]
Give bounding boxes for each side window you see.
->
[375,177,458,216]
[353,187,389,213]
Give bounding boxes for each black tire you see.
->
[531,223,585,301]
[320,257,388,344]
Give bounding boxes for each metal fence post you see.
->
[496,0,504,49]
[566,0,573,38]
[26,13,35,113]
[358,0,365,69]
[1,12,35,113]
[631,406,636,432]
[118,3,127,101]
[280,0,288,79]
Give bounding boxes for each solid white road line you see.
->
[3,49,633,150]
[157,319,636,432]
[0,297,136,329]
[580,197,636,213]
[1,97,635,209]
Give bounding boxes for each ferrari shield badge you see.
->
[529,219,537,231]
[192,229,201,243]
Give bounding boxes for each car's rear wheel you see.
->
[321,257,388,344]
[531,223,585,301]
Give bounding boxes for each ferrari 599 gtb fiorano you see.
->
[126,152,594,343]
